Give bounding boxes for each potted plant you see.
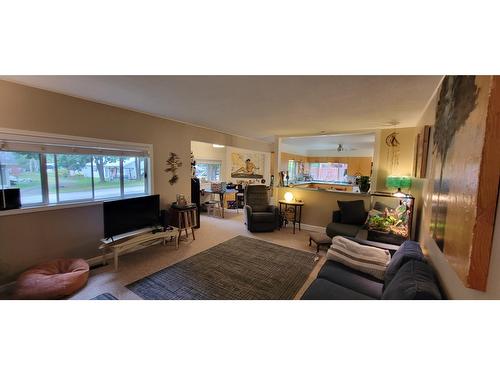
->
[358,175,370,193]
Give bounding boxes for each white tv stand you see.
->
[99,227,179,271]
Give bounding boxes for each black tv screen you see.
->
[103,194,160,238]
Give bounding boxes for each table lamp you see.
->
[284,191,294,202]
[386,176,411,197]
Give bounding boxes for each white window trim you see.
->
[0,127,154,215]
[196,159,222,164]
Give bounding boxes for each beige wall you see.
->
[375,127,417,192]
[225,145,271,184]
[0,80,272,284]
[415,76,500,299]
[0,205,103,283]
[276,188,371,227]
[191,141,272,184]
[191,140,228,181]
[279,152,307,172]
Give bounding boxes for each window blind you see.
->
[0,140,149,157]
[0,129,150,157]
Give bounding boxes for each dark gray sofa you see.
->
[326,209,366,238]
[301,240,443,300]
[326,200,369,238]
[244,185,280,232]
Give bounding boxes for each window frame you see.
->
[0,128,153,214]
[194,159,222,182]
[309,162,348,182]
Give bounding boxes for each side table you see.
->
[171,205,198,240]
[278,200,304,234]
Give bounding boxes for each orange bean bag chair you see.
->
[14,259,89,299]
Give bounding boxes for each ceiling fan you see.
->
[336,144,360,152]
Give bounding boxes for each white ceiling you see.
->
[2,76,441,142]
[281,133,375,157]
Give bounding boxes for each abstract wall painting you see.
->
[426,75,500,290]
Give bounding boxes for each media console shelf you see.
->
[99,227,179,271]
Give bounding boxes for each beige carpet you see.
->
[70,210,327,300]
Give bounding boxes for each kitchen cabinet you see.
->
[346,157,372,176]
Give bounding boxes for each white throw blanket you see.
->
[327,236,391,280]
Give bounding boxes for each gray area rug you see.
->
[91,293,118,300]
[126,235,316,300]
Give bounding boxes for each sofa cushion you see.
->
[338,200,367,225]
[301,278,375,300]
[318,260,384,299]
[326,222,361,238]
[251,211,277,223]
[384,240,425,288]
[381,260,442,300]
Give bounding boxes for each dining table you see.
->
[202,188,239,218]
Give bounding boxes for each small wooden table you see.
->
[278,200,304,234]
[99,227,179,271]
[171,205,198,240]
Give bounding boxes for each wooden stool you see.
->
[174,206,197,240]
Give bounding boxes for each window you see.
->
[123,157,146,196]
[0,131,151,209]
[287,160,297,181]
[93,155,122,199]
[195,160,221,182]
[56,153,93,202]
[0,151,43,205]
[309,162,348,182]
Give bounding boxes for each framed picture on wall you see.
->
[425,76,500,291]
[413,132,421,178]
[414,125,431,178]
[230,152,264,179]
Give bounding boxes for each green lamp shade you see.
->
[386,176,412,189]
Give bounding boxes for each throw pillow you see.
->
[327,236,391,280]
[337,200,367,225]
[382,260,442,300]
[384,240,426,288]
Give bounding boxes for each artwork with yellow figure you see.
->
[231,152,264,178]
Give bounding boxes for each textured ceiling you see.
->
[2,76,442,142]
[281,133,375,156]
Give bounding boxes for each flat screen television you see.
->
[103,194,160,239]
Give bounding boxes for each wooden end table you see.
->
[171,205,198,240]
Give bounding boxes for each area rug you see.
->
[126,235,317,300]
[91,293,118,300]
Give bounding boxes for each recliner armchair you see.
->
[244,185,279,232]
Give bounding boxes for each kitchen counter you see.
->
[287,181,364,194]
[276,187,371,228]
[291,180,351,186]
